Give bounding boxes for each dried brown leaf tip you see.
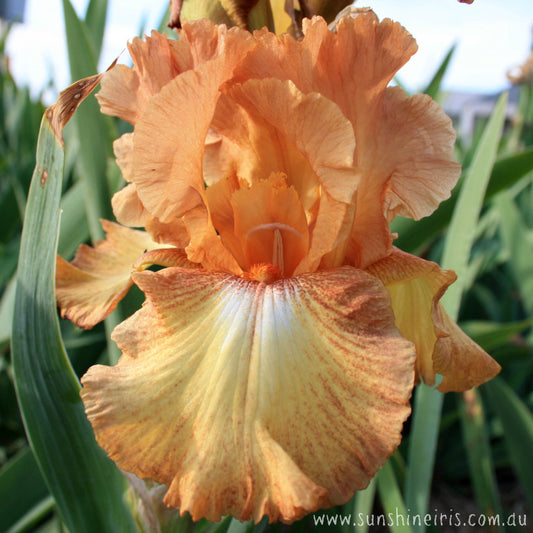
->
[169,0,184,29]
[46,59,118,144]
[458,0,474,3]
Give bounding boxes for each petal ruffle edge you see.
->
[56,221,157,329]
[56,221,194,329]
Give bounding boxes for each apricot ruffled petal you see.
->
[81,267,415,523]
[132,28,254,222]
[181,204,242,274]
[238,14,424,267]
[380,88,461,221]
[113,133,134,183]
[56,221,158,329]
[211,77,357,272]
[433,305,501,392]
[241,13,417,118]
[97,31,192,124]
[367,249,500,390]
[128,26,255,271]
[112,183,150,227]
[366,250,454,386]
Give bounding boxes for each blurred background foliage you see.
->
[1,1,533,532]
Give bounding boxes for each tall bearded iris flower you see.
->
[56,11,500,524]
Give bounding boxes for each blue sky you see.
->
[5,0,533,101]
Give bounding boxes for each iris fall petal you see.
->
[56,220,158,329]
[81,267,415,523]
[432,304,501,392]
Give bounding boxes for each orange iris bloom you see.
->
[56,11,499,524]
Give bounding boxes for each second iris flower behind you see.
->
[56,10,500,524]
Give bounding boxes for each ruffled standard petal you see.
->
[111,133,151,228]
[346,87,461,268]
[240,12,417,119]
[210,77,357,273]
[380,87,462,221]
[81,267,415,523]
[238,13,419,267]
[113,133,134,183]
[57,221,159,329]
[98,20,254,125]
[112,183,150,227]
[97,31,193,124]
[110,134,191,248]
[367,249,500,391]
[131,27,255,271]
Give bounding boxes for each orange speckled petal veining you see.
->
[56,221,158,329]
[81,267,415,523]
[366,249,500,390]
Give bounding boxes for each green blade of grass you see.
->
[350,479,377,533]
[404,384,443,532]
[495,192,533,319]
[7,495,55,533]
[484,377,533,513]
[62,0,115,242]
[459,389,503,526]
[58,181,90,259]
[422,44,456,101]
[84,0,108,61]
[461,319,533,352]
[11,81,139,533]
[404,93,508,532]
[486,147,533,198]
[0,276,16,347]
[0,447,49,532]
[441,92,508,315]
[377,461,413,533]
